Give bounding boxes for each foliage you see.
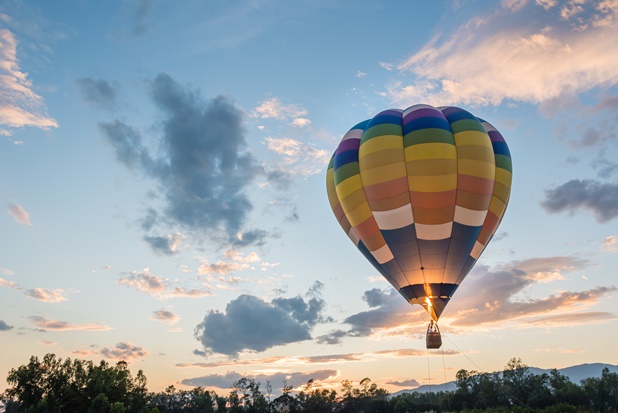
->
[2,354,617,412]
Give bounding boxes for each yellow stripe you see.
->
[408,174,457,192]
[335,175,363,199]
[361,163,407,186]
[454,130,491,147]
[360,149,404,169]
[495,168,512,186]
[458,159,495,179]
[404,143,457,161]
[456,145,495,162]
[359,135,402,157]
[489,197,506,217]
[345,202,374,227]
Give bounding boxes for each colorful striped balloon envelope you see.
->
[326,104,512,322]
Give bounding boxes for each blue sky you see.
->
[1,0,617,395]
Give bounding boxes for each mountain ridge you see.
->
[391,362,618,397]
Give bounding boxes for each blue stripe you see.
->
[333,149,358,170]
[367,114,401,127]
[492,141,511,156]
[444,109,476,123]
[403,116,451,135]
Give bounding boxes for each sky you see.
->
[1,0,618,396]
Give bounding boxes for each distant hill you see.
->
[391,363,618,397]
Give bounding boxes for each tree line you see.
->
[1,354,617,412]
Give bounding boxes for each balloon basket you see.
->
[426,322,442,349]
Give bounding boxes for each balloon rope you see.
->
[426,347,432,412]
[441,348,451,411]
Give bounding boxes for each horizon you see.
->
[1,0,617,396]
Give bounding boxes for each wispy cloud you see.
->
[263,137,330,178]
[30,316,112,331]
[101,342,149,361]
[143,233,185,256]
[118,268,213,299]
[0,29,57,135]
[24,288,68,303]
[7,203,31,225]
[75,77,117,110]
[252,97,308,122]
[181,369,339,392]
[388,1,618,106]
[601,235,618,252]
[178,347,457,370]
[151,309,180,324]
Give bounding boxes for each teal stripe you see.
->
[404,128,455,146]
[361,123,402,142]
[334,162,360,184]
[450,119,486,134]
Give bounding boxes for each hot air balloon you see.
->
[326,104,512,349]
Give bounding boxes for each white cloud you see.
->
[25,288,68,303]
[292,117,311,127]
[601,235,618,252]
[264,137,330,177]
[119,268,212,298]
[7,203,31,225]
[0,276,19,289]
[30,316,111,331]
[252,97,307,120]
[0,29,57,133]
[389,2,618,107]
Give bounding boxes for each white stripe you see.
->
[415,222,452,240]
[470,241,484,259]
[454,206,488,226]
[373,204,414,230]
[371,244,394,264]
[403,104,435,117]
[342,128,363,141]
[348,227,360,246]
[481,121,497,132]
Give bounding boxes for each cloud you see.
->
[263,137,330,178]
[178,347,458,370]
[541,179,618,222]
[101,342,149,361]
[0,267,15,276]
[387,379,420,387]
[0,276,19,289]
[30,316,111,331]
[195,283,329,356]
[181,369,338,391]
[143,233,184,256]
[152,310,180,324]
[24,288,68,303]
[319,256,612,337]
[39,340,56,346]
[252,97,308,121]
[75,77,117,110]
[601,235,618,252]
[130,0,155,36]
[527,311,617,325]
[119,268,166,294]
[0,29,57,135]
[388,1,618,106]
[7,203,31,225]
[100,73,268,248]
[118,268,212,299]
[446,260,616,327]
[0,320,14,331]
